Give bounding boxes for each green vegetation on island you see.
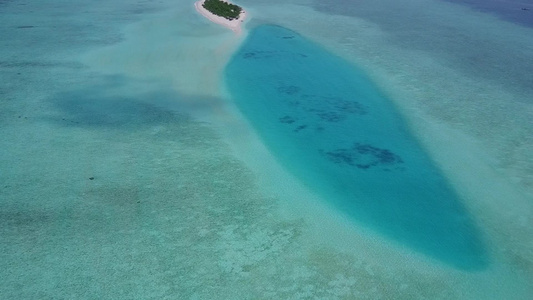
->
[203,0,242,20]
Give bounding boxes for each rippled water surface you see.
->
[225,25,487,270]
[1,0,532,298]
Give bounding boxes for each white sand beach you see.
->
[195,0,246,34]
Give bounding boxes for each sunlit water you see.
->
[225,25,486,270]
[1,0,532,298]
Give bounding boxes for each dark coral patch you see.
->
[242,51,276,59]
[242,52,257,59]
[321,148,354,165]
[354,144,402,165]
[298,95,367,122]
[321,143,403,171]
[329,98,366,115]
[243,51,305,60]
[315,111,344,122]
[279,115,296,124]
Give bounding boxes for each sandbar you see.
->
[194,0,247,34]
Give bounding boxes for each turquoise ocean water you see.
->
[1,0,532,298]
[225,25,486,270]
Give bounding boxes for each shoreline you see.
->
[194,0,247,34]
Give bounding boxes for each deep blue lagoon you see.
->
[225,25,487,270]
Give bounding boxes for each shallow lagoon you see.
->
[1,0,532,298]
[225,25,487,270]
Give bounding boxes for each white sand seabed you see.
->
[195,0,247,34]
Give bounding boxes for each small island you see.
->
[195,0,247,34]
[203,0,242,20]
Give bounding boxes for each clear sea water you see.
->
[1,0,532,299]
[444,0,533,28]
[225,25,486,270]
